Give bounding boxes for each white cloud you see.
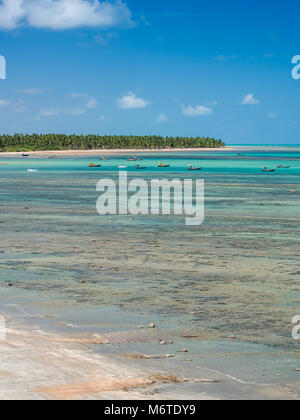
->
[268,112,278,119]
[69,94,99,113]
[70,92,88,98]
[181,104,213,117]
[20,88,44,94]
[0,98,28,111]
[205,100,218,106]
[117,92,150,109]
[85,97,98,108]
[0,0,25,30]
[0,99,11,107]
[214,54,238,61]
[242,93,259,105]
[0,0,132,31]
[40,108,60,117]
[65,108,86,115]
[156,113,168,123]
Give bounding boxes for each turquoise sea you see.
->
[1,146,300,398]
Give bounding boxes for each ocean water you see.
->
[1,147,300,397]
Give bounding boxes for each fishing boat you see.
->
[136,165,146,170]
[277,164,291,169]
[22,153,30,157]
[158,163,170,168]
[127,157,143,162]
[118,165,128,169]
[261,167,275,173]
[89,162,102,168]
[188,165,202,171]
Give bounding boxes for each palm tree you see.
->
[0,133,225,152]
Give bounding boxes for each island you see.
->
[0,134,225,153]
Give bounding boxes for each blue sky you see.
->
[0,0,299,144]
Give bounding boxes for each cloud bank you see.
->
[20,88,44,94]
[117,92,150,109]
[0,0,132,30]
[182,105,213,117]
[0,99,11,107]
[42,93,99,117]
[242,94,259,105]
[156,113,168,123]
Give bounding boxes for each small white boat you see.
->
[188,165,202,171]
[118,165,128,169]
[27,169,37,172]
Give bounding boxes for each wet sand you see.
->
[0,310,296,400]
[0,318,189,400]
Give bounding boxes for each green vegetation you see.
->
[0,134,225,152]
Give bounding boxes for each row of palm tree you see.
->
[0,134,225,151]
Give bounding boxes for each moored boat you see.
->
[277,164,291,169]
[135,164,146,170]
[261,167,275,173]
[188,165,202,171]
[89,162,102,168]
[158,163,170,168]
[127,157,143,162]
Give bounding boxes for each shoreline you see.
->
[0,304,200,400]
[0,303,296,400]
[0,147,233,157]
[1,145,300,157]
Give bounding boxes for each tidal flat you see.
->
[0,147,300,400]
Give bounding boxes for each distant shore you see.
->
[1,145,299,158]
[0,147,235,157]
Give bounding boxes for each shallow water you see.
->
[1,147,300,398]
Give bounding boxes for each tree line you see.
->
[0,134,225,151]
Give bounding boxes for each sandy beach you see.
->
[0,318,197,401]
[0,307,297,400]
[1,145,299,158]
[0,147,234,157]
